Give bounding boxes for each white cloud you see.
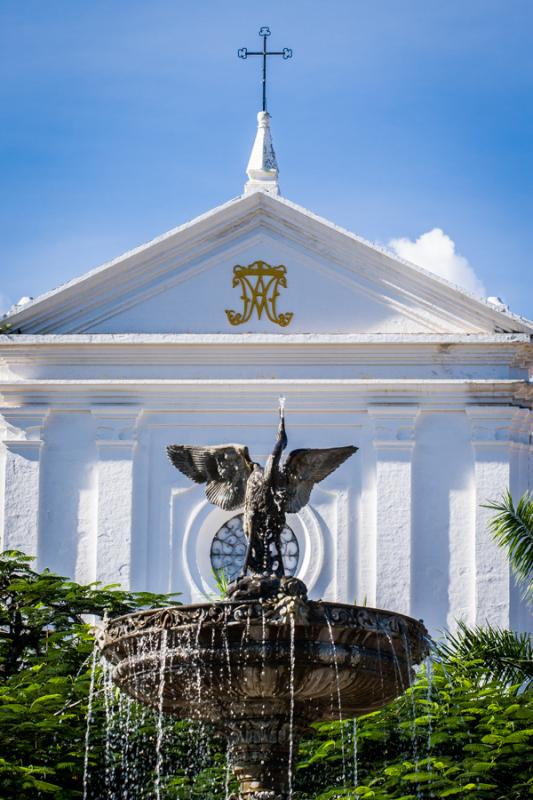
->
[388,228,485,297]
[0,293,13,317]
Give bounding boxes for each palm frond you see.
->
[485,490,533,601]
[212,568,230,599]
[436,620,532,689]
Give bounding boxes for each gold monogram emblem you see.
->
[225,261,293,327]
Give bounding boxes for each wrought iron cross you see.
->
[238,27,293,112]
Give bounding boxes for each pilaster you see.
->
[507,408,531,630]
[510,408,531,497]
[369,407,419,616]
[0,409,49,556]
[92,408,140,588]
[466,406,517,627]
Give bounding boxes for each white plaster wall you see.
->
[411,412,475,631]
[38,411,97,584]
[1,396,530,636]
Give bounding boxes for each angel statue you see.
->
[167,404,357,582]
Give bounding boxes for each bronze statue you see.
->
[167,407,357,579]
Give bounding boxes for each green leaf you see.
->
[503,729,533,743]
[400,771,435,782]
[0,703,28,713]
[30,693,63,708]
[467,761,494,772]
[31,778,62,792]
[503,703,521,716]
[481,734,504,745]
[485,491,533,601]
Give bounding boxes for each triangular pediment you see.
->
[4,192,532,335]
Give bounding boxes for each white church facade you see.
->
[1,113,532,634]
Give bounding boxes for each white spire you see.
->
[244,111,280,196]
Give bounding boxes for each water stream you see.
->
[352,717,358,788]
[83,646,98,800]
[325,617,347,786]
[401,631,422,800]
[102,659,117,797]
[154,629,168,800]
[425,654,434,797]
[287,614,296,800]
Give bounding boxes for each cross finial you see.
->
[238,26,293,113]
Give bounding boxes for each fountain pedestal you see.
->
[225,708,306,800]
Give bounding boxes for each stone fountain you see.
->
[99,407,428,800]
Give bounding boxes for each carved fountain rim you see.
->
[101,599,427,644]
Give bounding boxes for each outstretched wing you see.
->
[167,444,253,511]
[283,446,358,513]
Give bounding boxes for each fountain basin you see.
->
[99,588,428,799]
[101,598,427,718]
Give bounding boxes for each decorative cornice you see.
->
[465,405,525,448]
[0,408,49,452]
[509,408,532,451]
[91,408,141,448]
[0,378,530,410]
[1,333,530,344]
[0,334,531,370]
[0,408,49,437]
[368,407,419,449]
[2,439,44,453]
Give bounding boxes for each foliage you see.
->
[211,568,230,599]
[296,657,533,800]
[486,491,533,601]
[435,620,532,690]
[0,550,531,799]
[0,550,180,799]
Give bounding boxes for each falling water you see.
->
[260,605,268,739]
[194,614,210,770]
[222,609,233,689]
[221,609,234,798]
[261,604,267,680]
[83,646,99,800]
[401,632,422,800]
[287,614,296,800]
[425,654,434,797]
[119,693,133,799]
[384,631,423,799]
[129,634,151,797]
[352,718,358,787]
[224,747,232,800]
[384,632,405,692]
[102,658,118,798]
[375,636,390,771]
[154,629,168,800]
[325,617,347,786]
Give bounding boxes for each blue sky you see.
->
[1,1,532,319]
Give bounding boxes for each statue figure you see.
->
[167,406,357,580]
